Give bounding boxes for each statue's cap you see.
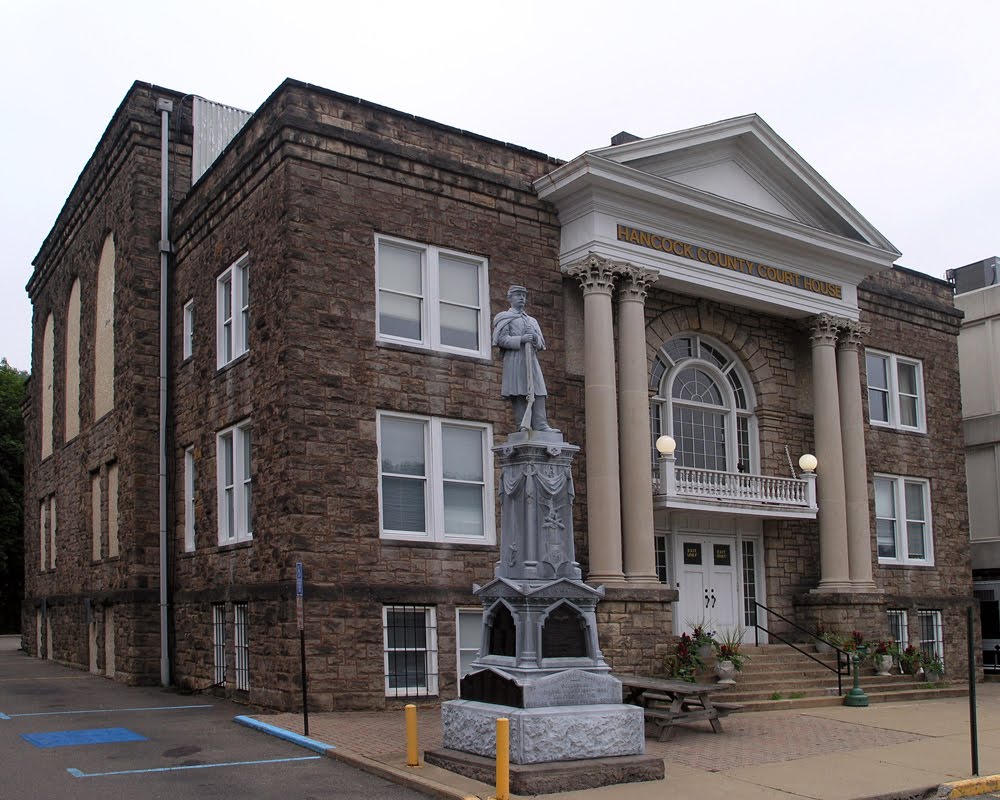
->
[507,285,528,297]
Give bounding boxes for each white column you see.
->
[837,321,877,591]
[566,254,624,583]
[809,314,852,592]
[617,264,659,584]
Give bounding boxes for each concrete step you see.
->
[732,684,968,712]
[720,676,929,702]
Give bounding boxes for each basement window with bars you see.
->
[383,605,438,697]
[887,609,908,656]
[918,609,944,666]
[234,603,249,691]
[212,604,227,685]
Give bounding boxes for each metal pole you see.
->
[405,704,419,767]
[300,628,309,737]
[496,717,510,800]
[968,605,979,776]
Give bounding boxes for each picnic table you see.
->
[613,674,743,741]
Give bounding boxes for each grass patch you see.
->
[789,691,806,699]
[769,692,783,700]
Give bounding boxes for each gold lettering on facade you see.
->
[617,224,842,300]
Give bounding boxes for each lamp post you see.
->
[655,435,676,496]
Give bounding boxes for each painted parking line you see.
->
[23,727,148,748]
[66,755,322,778]
[0,703,211,720]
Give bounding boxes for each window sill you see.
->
[376,338,492,364]
[217,539,253,553]
[868,422,928,436]
[380,537,496,550]
[216,351,250,374]
[878,561,935,569]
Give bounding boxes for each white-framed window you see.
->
[212,604,227,685]
[875,475,933,566]
[377,412,494,544]
[39,499,47,572]
[48,495,57,570]
[375,235,489,357]
[456,608,483,679]
[917,609,943,666]
[650,334,758,474]
[107,462,119,558]
[217,255,249,368]
[184,447,196,552]
[383,605,438,697]
[866,350,925,432]
[183,299,194,360]
[217,420,253,544]
[91,472,102,561]
[887,609,908,655]
[234,603,249,691]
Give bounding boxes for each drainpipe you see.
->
[156,96,173,687]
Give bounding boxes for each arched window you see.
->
[65,278,81,440]
[94,233,115,419]
[650,334,757,473]
[41,312,54,460]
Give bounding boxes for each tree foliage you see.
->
[0,359,27,633]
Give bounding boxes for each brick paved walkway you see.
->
[256,706,924,772]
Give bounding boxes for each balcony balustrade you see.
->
[654,455,818,519]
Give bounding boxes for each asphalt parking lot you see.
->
[0,635,425,800]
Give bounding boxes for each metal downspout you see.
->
[156,97,173,687]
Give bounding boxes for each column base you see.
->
[812,581,854,594]
[851,581,879,593]
[587,573,626,585]
[623,573,661,585]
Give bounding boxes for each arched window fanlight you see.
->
[650,335,757,474]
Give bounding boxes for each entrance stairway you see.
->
[711,644,968,712]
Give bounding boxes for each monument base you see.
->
[424,748,664,794]
[441,699,645,764]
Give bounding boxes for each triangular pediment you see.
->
[588,115,897,252]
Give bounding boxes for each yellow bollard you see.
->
[495,717,510,800]
[405,703,419,767]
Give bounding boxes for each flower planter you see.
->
[697,644,713,660]
[715,659,738,684]
[924,670,942,684]
[873,654,893,676]
[816,640,833,655]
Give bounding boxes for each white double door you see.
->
[674,534,743,638]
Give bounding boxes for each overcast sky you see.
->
[3,0,998,373]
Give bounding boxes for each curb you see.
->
[233,715,481,800]
[233,715,335,755]
[940,775,1000,798]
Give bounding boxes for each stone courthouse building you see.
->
[22,78,972,710]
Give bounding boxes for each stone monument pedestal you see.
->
[433,430,660,790]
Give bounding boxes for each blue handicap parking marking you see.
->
[22,727,148,748]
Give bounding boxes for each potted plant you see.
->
[814,623,838,654]
[688,622,716,659]
[870,640,898,676]
[664,632,705,682]
[713,627,747,684]
[899,645,921,675]
[921,652,944,683]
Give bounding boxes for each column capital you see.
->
[565,253,617,296]
[808,313,842,346]
[616,263,660,302]
[836,320,871,350]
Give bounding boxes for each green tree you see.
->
[0,359,27,633]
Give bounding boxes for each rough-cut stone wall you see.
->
[22,82,193,683]
[167,82,569,709]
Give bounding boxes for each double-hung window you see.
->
[377,412,494,544]
[383,605,438,697]
[183,300,194,360]
[918,610,943,665]
[875,475,933,565]
[866,350,925,432]
[217,420,252,544]
[375,235,489,357]
[184,447,196,552]
[456,608,484,679]
[217,255,249,368]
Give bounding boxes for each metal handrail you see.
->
[752,600,850,696]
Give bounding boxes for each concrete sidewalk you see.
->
[246,684,1000,800]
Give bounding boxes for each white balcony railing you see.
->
[655,455,817,516]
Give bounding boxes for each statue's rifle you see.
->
[520,339,536,431]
